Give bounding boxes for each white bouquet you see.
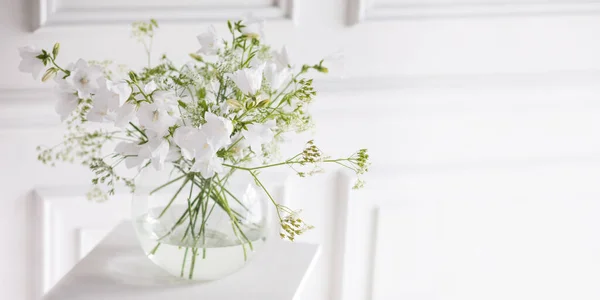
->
[20,18,369,280]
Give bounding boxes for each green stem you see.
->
[149,174,186,195]
[133,82,151,102]
[158,177,190,218]
[189,248,198,279]
[239,39,247,68]
[186,175,196,237]
[233,221,253,251]
[248,171,282,221]
[197,201,217,242]
[262,72,304,118]
[129,122,148,141]
[149,242,161,255]
[180,247,189,277]
[223,157,352,171]
[223,161,291,171]
[201,179,211,258]
[50,57,69,74]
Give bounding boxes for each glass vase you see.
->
[131,166,269,281]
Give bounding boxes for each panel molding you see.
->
[347,0,600,25]
[333,170,381,300]
[31,187,130,299]
[33,0,294,31]
[330,172,357,300]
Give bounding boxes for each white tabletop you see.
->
[43,221,320,300]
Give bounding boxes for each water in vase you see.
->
[133,205,266,281]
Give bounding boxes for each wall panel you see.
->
[348,0,600,25]
[34,0,294,30]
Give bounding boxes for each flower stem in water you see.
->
[181,247,189,277]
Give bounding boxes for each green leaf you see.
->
[150,19,158,28]
[177,100,188,108]
[196,87,206,99]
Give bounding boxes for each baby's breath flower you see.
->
[278,206,314,241]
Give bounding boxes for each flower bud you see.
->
[41,68,57,82]
[243,33,260,40]
[189,53,203,62]
[226,99,243,109]
[52,43,60,58]
[257,99,270,107]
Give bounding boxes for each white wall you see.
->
[2,0,600,299]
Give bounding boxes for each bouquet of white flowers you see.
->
[20,18,369,280]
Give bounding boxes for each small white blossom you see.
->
[242,119,277,152]
[229,133,250,160]
[114,141,145,169]
[173,112,232,178]
[191,154,224,178]
[53,63,75,92]
[134,81,157,102]
[227,64,264,95]
[87,79,132,123]
[203,112,233,149]
[152,91,179,114]
[272,46,291,70]
[173,126,201,160]
[137,102,178,137]
[264,62,291,91]
[55,91,79,121]
[114,103,137,128]
[87,97,117,123]
[138,136,170,171]
[105,80,132,105]
[165,143,181,163]
[241,16,265,40]
[143,81,157,94]
[71,59,103,98]
[174,127,221,177]
[323,50,345,77]
[197,25,223,55]
[174,112,232,159]
[18,46,47,80]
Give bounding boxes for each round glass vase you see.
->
[131,166,269,281]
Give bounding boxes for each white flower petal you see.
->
[264,62,291,91]
[18,46,47,80]
[197,25,224,55]
[114,103,137,128]
[55,91,79,121]
[144,81,158,94]
[228,65,264,95]
[240,16,265,40]
[137,103,178,137]
[191,155,224,178]
[242,119,277,152]
[272,46,291,70]
[71,59,103,98]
